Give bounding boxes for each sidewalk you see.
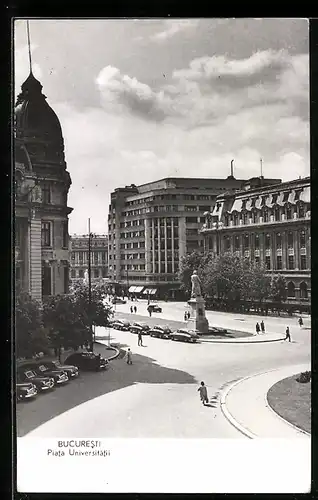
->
[220,363,311,438]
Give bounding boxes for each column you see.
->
[164,217,168,273]
[178,217,186,265]
[157,218,161,274]
[152,219,155,274]
[282,231,287,270]
[306,226,311,269]
[294,230,299,270]
[259,232,265,265]
[171,220,175,273]
[144,218,152,274]
[29,217,42,301]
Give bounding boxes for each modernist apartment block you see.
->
[201,176,311,304]
[69,234,108,282]
[15,72,73,301]
[108,176,280,298]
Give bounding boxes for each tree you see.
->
[202,252,247,303]
[270,274,287,304]
[248,263,271,306]
[15,292,49,358]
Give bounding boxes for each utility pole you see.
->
[88,218,93,351]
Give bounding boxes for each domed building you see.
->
[15,71,73,300]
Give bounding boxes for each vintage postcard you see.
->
[14,18,311,493]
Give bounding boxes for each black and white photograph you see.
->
[14,18,311,493]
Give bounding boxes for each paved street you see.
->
[18,302,310,438]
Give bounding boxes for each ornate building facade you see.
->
[15,72,73,301]
[201,176,311,306]
[69,234,108,283]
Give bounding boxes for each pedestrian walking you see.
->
[298,317,303,327]
[184,312,187,321]
[130,306,133,313]
[260,320,265,333]
[134,305,137,314]
[147,305,152,317]
[255,322,260,334]
[198,381,209,405]
[285,326,291,342]
[127,348,133,364]
[187,311,191,320]
[138,332,143,346]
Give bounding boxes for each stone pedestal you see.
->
[186,297,209,334]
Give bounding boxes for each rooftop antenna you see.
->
[26,20,32,73]
[230,159,234,177]
[260,158,263,178]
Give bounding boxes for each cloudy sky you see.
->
[14,18,309,234]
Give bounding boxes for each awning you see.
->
[143,288,157,295]
[129,286,137,293]
[134,286,144,293]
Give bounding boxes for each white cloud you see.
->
[150,19,199,42]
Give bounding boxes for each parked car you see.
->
[148,303,162,313]
[20,362,69,385]
[64,352,108,371]
[112,297,126,304]
[17,368,55,391]
[16,382,38,402]
[131,322,150,334]
[37,360,79,379]
[111,320,131,331]
[170,329,200,343]
[149,328,171,339]
[129,325,144,335]
[208,326,228,334]
[153,325,172,334]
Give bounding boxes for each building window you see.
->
[274,208,280,221]
[263,210,269,223]
[243,234,249,250]
[94,269,99,278]
[276,255,282,270]
[71,269,76,278]
[62,221,68,248]
[42,184,51,204]
[286,207,292,220]
[287,232,294,249]
[300,231,306,248]
[102,268,107,278]
[255,256,260,265]
[276,233,282,249]
[234,236,240,250]
[287,281,295,297]
[298,205,305,218]
[300,255,307,270]
[42,264,51,296]
[265,233,271,249]
[243,212,248,224]
[79,269,84,278]
[233,213,238,226]
[41,221,51,247]
[265,255,271,270]
[299,282,308,299]
[254,234,260,249]
[252,211,257,223]
[224,236,231,251]
[288,255,294,270]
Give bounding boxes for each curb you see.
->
[200,336,285,344]
[220,366,311,439]
[95,342,120,361]
[265,377,311,437]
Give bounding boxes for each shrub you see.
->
[296,371,311,383]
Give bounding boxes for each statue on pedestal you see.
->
[191,270,202,298]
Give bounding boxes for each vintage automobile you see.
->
[131,322,150,334]
[129,325,144,335]
[153,324,172,334]
[112,297,127,304]
[16,382,38,402]
[147,303,162,313]
[111,320,131,331]
[149,327,171,339]
[208,326,228,334]
[170,329,200,343]
[64,352,108,371]
[20,362,69,385]
[17,368,55,391]
[37,360,79,379]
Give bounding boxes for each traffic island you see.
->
[267,373,311,434]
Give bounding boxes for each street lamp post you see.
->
[88,218,94,351]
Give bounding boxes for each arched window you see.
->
[287,282,295,298]
[299,282,308,299]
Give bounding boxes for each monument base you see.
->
[186,297,209,334]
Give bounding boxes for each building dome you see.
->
[15,72,65,165]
